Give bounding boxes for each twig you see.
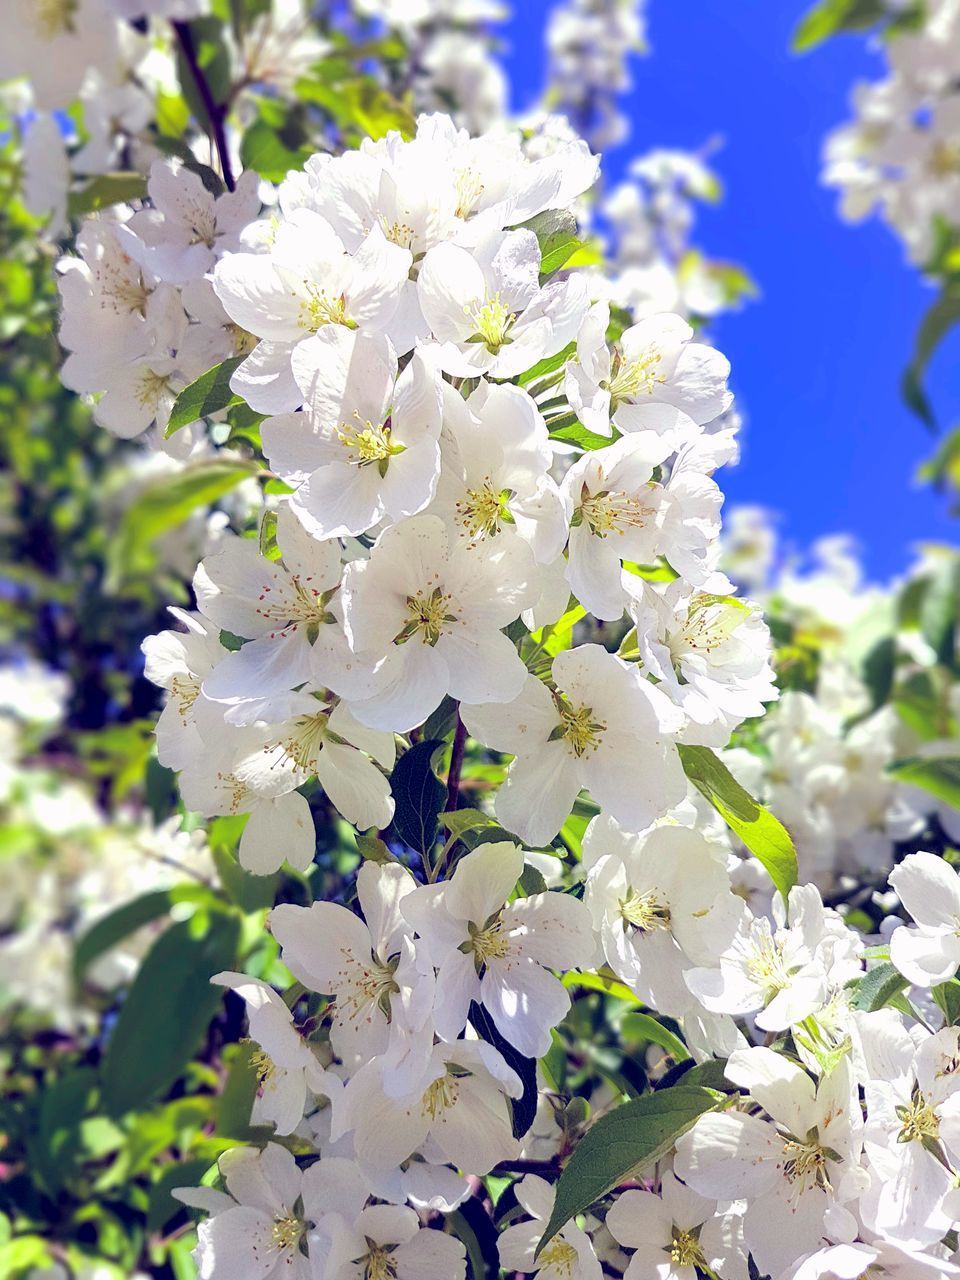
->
[172,20,236,192]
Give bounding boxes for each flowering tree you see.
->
[1,4,960,1280]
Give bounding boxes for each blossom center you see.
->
[464,914,511,969]
[170,674,200,721]
[897,1091,940,1145]
[248,1044,277,1085]
[338,413,404,471]
[618,887,672,933]
[33,0,77,38]
[337,954,400,1022]
[466,293,516,353]
[274,710,329,772]
[134,368,172,409]
[300,285,353,332]
[577,486,657,537]
[421,1071,460,1120]
[255,574,336,638]
[553,696,606,758]
[668,1227,706,1269]
[782,1135,832,1193]
[607,346,664,405]
[928,139,960,177]
[454,168,485,219]
[359,1243,399,1280]
[670,594,747,665]
[745,931,791,1000]
[395,587,458,646]
[271,1215,304,1252]
[538,1239,578,1276]
[456,480,510,541]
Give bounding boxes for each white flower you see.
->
[859,1019,960,1247]
[785,1239,960,1279]
[212,972,336,1135]
[889,851,960,987]
[630,582,778,747]
[675,1048,858,1278]
[319,1203,466,1280]
[141,609,224,771]
[562,431,678,621]
[176,1143,321,1280]
[566,305,731,436]
[605,1170,749,1280]
[428,379,567,564]
[270,862,426,1069]
[194,505,374,723]
[582,816,742,1016]
[341,514,537,732]
[498,1174,602,1280]
[213,211,413,412]
[402,841,595,1058]
[263,329,443,540]
[418,228,588,378]
[0,0,117,111]
[126,161,261,285]
[335,1039,522,1175]
[231,694,396,833]
[684,884,860,1033]
[461,645,685,846]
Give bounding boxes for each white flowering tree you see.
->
[1,3,960,1280]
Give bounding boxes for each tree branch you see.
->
[172,20,236,192]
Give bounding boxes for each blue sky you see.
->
[502,0,960,581]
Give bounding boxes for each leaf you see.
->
[147,1157,212,1232]
[619,1012,688,1064]
[933,979,960,1026]
[390,739,446,856]
[166,358,244,436]
[792,0,889,52]
[175,16,232,115]
[111,459,260,579]
[74,885,212,978]
[888,755,960,808]
[240,119,313,182]
[355,832,396,865]
[548,419,615,451]
[440,808,500,839]
[421,694,459,743]
[901,285,960,429]
[469,1002,538,1140]
[100,910,240,1118]
[679,745,798,902]
[67,172,147,216]
[519,209,583,279]
[537,1087,722,1254]
[211,844,278,912]
[851,962,908,1012]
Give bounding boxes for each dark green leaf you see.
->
[212,844,278,912]
[74,885,212,978]
[537,1087,722,1254]
[934,979,960,1026]
[888,755,960,808]
[390,740,446,856]
[901,286,960,429]
[851,962,908,1012]
[469,1002,538,1140]
[147,1157,212,1231]
[166,358,244,436]
[679,745,798,902]
[619,1012,688,1063]
[67,173,147,216]
[101,910,240,1117]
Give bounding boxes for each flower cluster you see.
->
[822,0,960,266]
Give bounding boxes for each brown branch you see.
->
[172,20,236,192]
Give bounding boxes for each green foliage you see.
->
[888,756,960,809]
[851,961,908,1012]
[537,1087,723,1254]
[166,358,245,435]
[389,739,447,857]
[679,744,799,901]
[519,209,586,279]
[792,0,907,51]
[100,910,241,1117]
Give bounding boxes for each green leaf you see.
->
[166,358,244,436]
[67,172,147,216]
[111,459,260,579]
[888,755,960,808]
[792,0,889,52]
[355,832,396,865]
[74,885,212,978]
[100,910,240,1117]
[518,209,584,279]
[851,962,908,1012]
[548,418,615,450]
[901,286,960,429]
[390,740,446,856]
[934,979,960,1026]
[619,1012,688,1064]
[211,844,278,912]
[439,808,500,839]
[240,119,314,182]
[537,1087,722,1254]
[175,17,233,115]
[679,745,798,902]
[147,1157,212,1232]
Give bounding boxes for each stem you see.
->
[172,20,236,192]
[489,1158,561,1178]
[446,710,467,813]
